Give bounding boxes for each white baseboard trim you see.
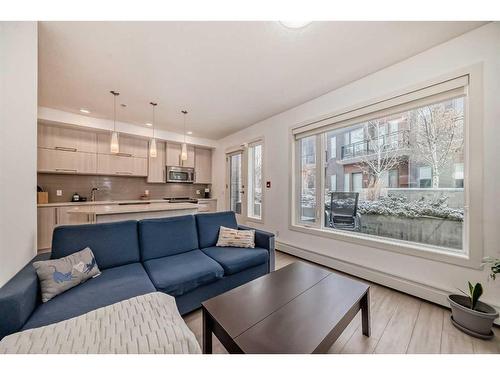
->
[276,240,500,320]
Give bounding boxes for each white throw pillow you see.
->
[33,247,100,302]
[216,226,255,248]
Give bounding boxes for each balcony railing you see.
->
[340,130,409,160]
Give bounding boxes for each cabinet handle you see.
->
[55,146,77,152]
[116,171,132,175]
[55,168,77,173]
[116,153,132,157]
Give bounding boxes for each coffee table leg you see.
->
[202,307,213,354]
[361,290,371,337]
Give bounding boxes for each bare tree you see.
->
[410,102,464,188]
[356,119,403,199]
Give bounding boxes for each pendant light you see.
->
[110,90,120,154]
[180,110,188,161]
[149,102,158,158]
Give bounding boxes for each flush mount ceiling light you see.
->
[279,21,312,29]
[109,90,120,154]
[187,131,193,135]
[181,110,188,161]
[145,122,153,127]
[149,102,158,158]
[79,108,90,114]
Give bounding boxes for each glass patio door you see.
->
[226,150,246,221]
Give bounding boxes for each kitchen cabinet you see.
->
[37,207,57,251]
[166,142,195,168]
[97,153,148,176]
[197,199,217,213]
[194,147,212,184]
[38,148,97,174]
[38,124,97,153]
[97,133,148,158]
[147,140,166,183]
[56,206,94,226]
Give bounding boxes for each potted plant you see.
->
[448,278,499,339]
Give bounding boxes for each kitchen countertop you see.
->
[38,198,217,207]
[66,202,200,215]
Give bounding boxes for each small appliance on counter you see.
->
[71,192,87,202]
[204,188,210,199]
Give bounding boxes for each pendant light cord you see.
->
[182,110,188,142]
[150,102,157,139]
[110,90,120,132]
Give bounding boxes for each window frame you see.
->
[247,139,264,222]
[289,64,484,269]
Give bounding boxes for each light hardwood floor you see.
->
[183,251,500,354]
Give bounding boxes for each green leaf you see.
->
[470,282,483,310]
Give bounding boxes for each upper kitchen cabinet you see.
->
[147,140,166,183]
[97,153,148,176]
[38,124,97,153]
[166,142,195,168]
[38,148,97,174]
[195,147,212,184]
[97,133,148,158]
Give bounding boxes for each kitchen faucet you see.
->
[90,187,100,202]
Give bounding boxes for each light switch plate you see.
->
[56,190,63,196]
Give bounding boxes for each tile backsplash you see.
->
[38,174,210,203]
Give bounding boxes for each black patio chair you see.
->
[328,192,361,231]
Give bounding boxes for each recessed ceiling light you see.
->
[187,131,193,135]
[79,108,90,114]
[145,123,152,127]
[279,21,312,29]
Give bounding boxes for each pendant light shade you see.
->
[110,90,120,154]
[181,142,188,161]
[149,102,158,158]
[110,131,119,154]
[181,110,188,161]
[149,138,157,158]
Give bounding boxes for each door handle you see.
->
[55,146,77,152]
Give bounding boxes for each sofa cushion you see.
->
[195,211,238,249]
[51,221,140,270]
[22,262,155,331]
[138,215,199,261]
[201,246,269,275]
[143,250,224,297]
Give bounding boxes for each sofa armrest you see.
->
[0,253,48,339]
[238,225,275,272]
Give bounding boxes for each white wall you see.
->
[213,23,500,309]
[0,22,38,287]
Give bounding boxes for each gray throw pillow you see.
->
[33,247,100,303]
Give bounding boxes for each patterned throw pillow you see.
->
[216,226,255,248]
[33,247,100,303]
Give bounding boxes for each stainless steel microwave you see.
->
[166,166,195,183]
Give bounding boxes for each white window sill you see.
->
[289,223,482,270]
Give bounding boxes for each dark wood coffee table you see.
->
[202,261,370,354]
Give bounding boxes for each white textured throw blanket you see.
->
[0,292,201,354]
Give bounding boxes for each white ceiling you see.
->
[38,21,485,140]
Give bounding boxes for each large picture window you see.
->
[292,73,477,262]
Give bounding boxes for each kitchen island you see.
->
[65,202,199,224]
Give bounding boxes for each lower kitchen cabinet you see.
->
[37,207,57,251]
[197,199,217,213]
[37,206,94,252]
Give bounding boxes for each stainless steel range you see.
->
[163,197,198,204]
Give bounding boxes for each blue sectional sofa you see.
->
[0,211,275,340]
